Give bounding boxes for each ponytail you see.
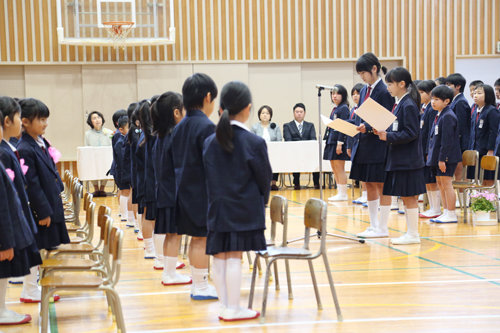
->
[381,65,388,75]
[407,82,421,107]
[215,109,234,153]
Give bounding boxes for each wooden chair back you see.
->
[479,156,500,185]
[85,202,96,243]
[270,195,289,246]
[462,150,479,166]
[106,225,123,287]
[303,198,327,251]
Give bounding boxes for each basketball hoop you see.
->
[102,21,134,50]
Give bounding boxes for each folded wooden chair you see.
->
[453,150,479,216]
[67,192,93,234]
[65,182,83,226]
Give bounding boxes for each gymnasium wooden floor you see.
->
[4,186,500,333]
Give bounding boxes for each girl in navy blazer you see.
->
[204,81,271,322]
[467,85,500,185]
[426,86,462,223]
[375,67,425,245]
[150,92,190,286]
[113,116,130,222]
[348,53,395,239]
[171,73,218,301]
[324,84,350,201]
[349,83,368,204]
[417,80,442,218]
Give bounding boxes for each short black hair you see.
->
[117,116,129,129]
[331,84,349,106]
[417,80,437,94]
[112,109,127,128]
[19,98,50,122]
[431,85,454,104]
[435,77,446,85]
[0,96,21,123]
[293,103,306,112]
[151,91,183,138]
[351,83,364,95]
[413,80,422,87]
[475,84,497,108]
[445,73,466,93]
[257,105,273,121]
[494,78,500,87]
[86,111,105,129]
[182,73,218,111]
[469,80,483,87]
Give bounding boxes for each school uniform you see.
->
[203,121,271,255]
[467,104,500,180]
[135,132,146,214]
[144,135,157,221]
[113,134,129,190]
[382,94,426,197]
[120,132,132,190]
[426,106,462,177]
[109,129,120,179]
[152,134,177,234]
[449,93,472,152]
[17,133,70,250]
[9,136,19,147]
[323,104,350,161]
[420,103,438,184]
[349,105,358,120]
[348,79,395,183]
[171,110,215,237]
[129,130,141,204]
[282,119,320,186]
[0,162,41,278]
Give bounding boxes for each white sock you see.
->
[119,196,128,219]
[137,213,143,232]
[378,205,391,233]
[164,256,179,278]
[144,238,155,254]
[225,258,242,310]
[367,199,379,229]
[362,190,367,198]
[429,190,440,212]
[192,267,210,291]
[338,184,347,196]
[392,196,398,205]
[22,266,39,296]
[0,279,7,312]
[406,208,419,238]
[127,211,135,224]
[447,209,457,219]
[154,234,166,260]
[212,258,228,307]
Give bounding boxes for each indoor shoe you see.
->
[433,215,458,223]
[221,307,260,322]
[356,196,368,204]
[352,199,360,204]
[391,203,399,211]
[0,310,32,325]
[8,277,23,284]
[190,284,218,300]
[154,258,164,270]
[20,290,60,303]
[398,210,405,214]
[144,250,155,259]
[137,232,143,241]
[134,228,139,233]
[176,262,185,269]
[419,210,442,218]
[161,273,192,286]
[362,203,368,207]
[271,185,279,191]
[390,234,421,245]
[357,229,388,238]
[218,306,226,320]
[328,194,348,202]
[356,227,376,237]
[126,221,135,228]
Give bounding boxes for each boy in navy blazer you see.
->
[426,86,462,223]
[282,103,320,189]
[171,73,218,300]
[114,117,130,222]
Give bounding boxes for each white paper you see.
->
[320,114,359,137]
[355,97,397,131]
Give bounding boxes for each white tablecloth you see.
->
[77,146,114,181]
[266,141,351,173]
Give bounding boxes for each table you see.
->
[76,146,114,181]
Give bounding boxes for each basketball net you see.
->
[103,21,134,50]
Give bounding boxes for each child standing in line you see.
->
[426,86,462,223]
[349,83,367,204]
[203,81,271,321]
[113,116,130,220]
[110,109,127,221]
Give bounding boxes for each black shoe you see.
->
[271,185,279,191]
[294,185,301,190]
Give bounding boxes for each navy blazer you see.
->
[171,110,216,230]
[325,104,350,144]
[0,162,34,252]
[135,132,146,199]
[9,136,19,147]
[113,135,125,186]
[152,134,176,209]
[283,120,316,141]
[109,129,120,176]
[426,106,462,166]
[468,104,500,155]
[450,93,472,151]
[144,135,157,203]
[385,95,424,171]
[420,103,438,158]
[348,81,395,164]
[0,141,38,236]
[17,133,64,223]
[121,132,132,185]
[203,126,272,232]
[129,130,141,189]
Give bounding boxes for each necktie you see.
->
[41,146,46,153]
[391,104,397,114]
[350,106,357,120]
[422,106,425,113]
[14,151,21,162]
[497,103,500,110]
[476,110,481,123]
[434,115,438,125]
[471,104,476,117]
[363,86,372,102]
[298,123,303,136]
[330,107,337,119]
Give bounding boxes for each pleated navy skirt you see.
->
[206,229,267,255]
[137,196,145,214]
[349,162,386,183]
[145,201,157,221]
[34,221,70,250]
[131,188,138,204]
[154,207,177,234]
[323,143,350,161]
[0,242,42,279]
[423,165,436,184]
[383,169,426,197]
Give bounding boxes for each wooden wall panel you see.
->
[1,0,500,79]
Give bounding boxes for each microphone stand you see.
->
[288,86,365,244]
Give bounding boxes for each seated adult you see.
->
[251,105,282,190]
[85,110,113,197]
[283,103,320,190]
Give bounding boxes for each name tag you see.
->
[479,119,484,129]
[435,125,439,136]
[333,114,337,120]
[392,120,398,132]
[420,119,424,129]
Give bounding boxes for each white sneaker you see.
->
[419,210,442,218]
[8,277,23,284]
[455,199,461,208]
[390,234,421,245]
[434,213,458,223]
[357,229,388,238]
[221,307,260,322]
[161,273,192,286]
[154,258,164,270]
[356,227,376,237]
[328,193,348,202]
[391,201,399,211]
[176,262,186,269]
[0,309,32,325]
[144,250,155,259]
[20,289,60,303]
[218,306,226,320]
[126,220,135,227]
[418,194,424,202]
[357,196,368,204]
[191,284,218,300]
[137,232,143,241]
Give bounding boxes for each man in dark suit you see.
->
[283,103,320,189]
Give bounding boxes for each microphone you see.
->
[315,84,337,91]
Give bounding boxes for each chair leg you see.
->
[246,252,253,270]
[307,260,322,311]
[285,259,293,300]
[257,256,263,276]
[322,252,343,322]
[272,260,279,290]
[260,258,275,324]
[182,235,189,259]
[41,287,51,333]
[263,257,270,279]
[105,288,116,318]
[248,255,260,309]
[108,289,126,333]
[463,189,468,223]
